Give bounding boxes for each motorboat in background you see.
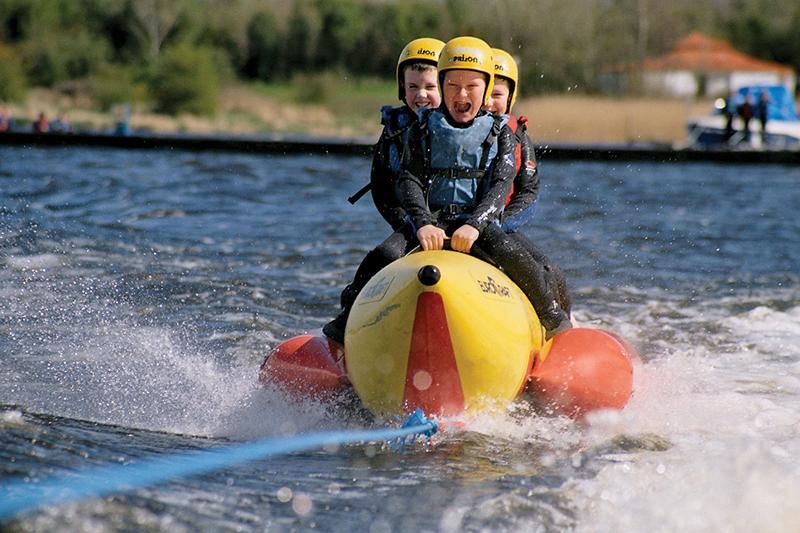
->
[684,85,800,150]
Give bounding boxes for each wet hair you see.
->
[400,62,438,93]
[495,75,515,94]
[403,62,437,75]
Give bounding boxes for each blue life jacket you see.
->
[421,108,505,219]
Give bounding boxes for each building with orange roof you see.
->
[640,32,795,97]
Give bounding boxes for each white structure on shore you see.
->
[602,32,796,98]
[643,32,796,97]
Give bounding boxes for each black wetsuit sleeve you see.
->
[503,131,540,220]
[465,124,516,232]
[398,124,435,229]
[370,130,407,230]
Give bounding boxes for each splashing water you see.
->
[2,147,799,531]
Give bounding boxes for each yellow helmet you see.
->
[437,36,494,105]
[396,37,446,101]
[492,48,519,113]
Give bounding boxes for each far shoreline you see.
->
[2,86,721,146]
[3,127,798,165]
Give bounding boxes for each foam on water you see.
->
[2,320,334,438]
[0,267,342,441]
[18,324,360,441]
[5,253,64,271]
[574,367,800,533]
[450,297,800,532]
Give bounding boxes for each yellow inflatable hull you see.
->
[345,250,545,417]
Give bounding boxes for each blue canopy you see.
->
[734,85,799,121]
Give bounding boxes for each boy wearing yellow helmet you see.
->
[347,38,444,228]
[396,38,444,115]
[324,37,444,343]
[397,36,570,337]
[368,37,444,229]
[485,48,537,232]
[485,48,571,314]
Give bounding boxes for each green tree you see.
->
[724,0,800,76]
[194,2,252,76]
[4,0,113,86]
[284,0,321,73]
[0,43,27,101]
[150,44,219,115]
[0,0,30,41]
[128,0,189,63]
[2,0,799,103]
[316,0,366,69]
[90,63,149,110]
[348,1,442,76]
[244,9,281,81]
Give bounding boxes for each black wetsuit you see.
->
[502,120,539,232]
[501,118,571,314]
[398,108,567,331]
[370,105,417,231]
[333,106,420,311]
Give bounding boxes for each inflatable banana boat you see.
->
[259,250,639,418]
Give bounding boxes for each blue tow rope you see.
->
[0,408,438,520]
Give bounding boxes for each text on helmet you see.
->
[449,54,479,64]
[450,46,485,63]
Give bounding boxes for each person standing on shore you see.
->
[0,106,10,132]
[49,113,72,134]
[722,93,736,143]
[738,94,754,144]
[757,89,770,144]
[33,112,48,133]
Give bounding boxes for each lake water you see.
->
[1,145,799,532]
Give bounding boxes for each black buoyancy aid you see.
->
[348,105,417,204]
[421,108,506,218]
[381,105,417,175]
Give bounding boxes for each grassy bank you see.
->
[5,78,714,145]
[518,96,711,145]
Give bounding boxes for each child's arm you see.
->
[397,125,435,231]
[464,125,516,232]
[503,131,539,220]
[369,132,407,230]
[397,125,446,250]
[399,165,446,250]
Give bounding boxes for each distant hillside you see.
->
[1,0,798,114]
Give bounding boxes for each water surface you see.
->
[1,146,799,531]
